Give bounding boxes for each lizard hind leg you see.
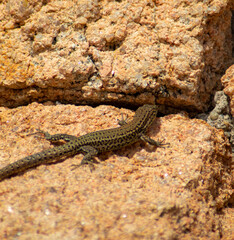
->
[28,129,77,143]
[71,145,99,171]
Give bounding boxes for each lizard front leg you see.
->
[117,113,129,126]
[140,134,169,147]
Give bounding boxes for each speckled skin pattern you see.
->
[0,105,161,181]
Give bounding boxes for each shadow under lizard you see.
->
[0,105,166,181]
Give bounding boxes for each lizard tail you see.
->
[0,143,78,181]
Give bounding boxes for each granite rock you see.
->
[0,103,232,239]
[0,0,233,111]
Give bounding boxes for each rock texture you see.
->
[221,65,234,117]
[0,103,233,239]
[0,0,233,111]
[0,0,233,239]
[196,91,234,151]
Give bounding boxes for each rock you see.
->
[0,0,233,111]
[0,103,232,239]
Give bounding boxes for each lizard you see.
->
[0,104,166,181]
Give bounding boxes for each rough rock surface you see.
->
[0,103,233,239]
[0,0,233,111]
[197,91,234,152]
[221,65,234,117]
[0,0,233,239]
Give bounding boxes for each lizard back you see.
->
[74,104,158,152]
